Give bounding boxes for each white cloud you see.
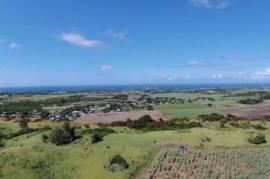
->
[187,59,205,66]
[100,65,112,72]
[105,30,129,41]
[256,68,270,76]
[59,32,101,48]
[250,68,270,80]
[212,73,223,79]
[9,42,22,49]
[190,0,231,9]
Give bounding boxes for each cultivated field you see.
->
[219,103,270,119]
[75,110,166,124]
[142,148,270,179]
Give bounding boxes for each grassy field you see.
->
[1,119,270,179]
[155,103,220,118]
[2,89,270,178]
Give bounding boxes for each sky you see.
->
[1,0,270,87]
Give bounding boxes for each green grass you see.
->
[2,89,270,178]
[155,103,221,118]
[1,120,270,179]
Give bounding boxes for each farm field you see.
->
[75,110,166,124]
[141,148,270,179]
[219,102,270,119]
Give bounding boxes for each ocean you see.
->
[1,83,270,93]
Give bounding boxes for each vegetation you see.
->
[238,98,263,105]
[248,134,267,144]
[1,89,270,179]
[91,132,103,144]
[49,122,76,145]
[143,148,270,179]
[0,100,49,116]
[108,155,129,172]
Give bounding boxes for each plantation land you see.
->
[141,148,270,179]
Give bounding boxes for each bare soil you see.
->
[219,103,270,119]
[74,110,166,124]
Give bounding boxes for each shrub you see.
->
[146,105,154,110]
[239,122,251,129]
[91,132,103,144]
[108,155,129,171]
[41,134,49,143]
[49,122,75,145]
[238,98,263,105]
[127,115,154,129]
[248,134,267,144]
[0,131,4,147]
[94,128,115,136]
[198,113,225,122]
[230,121,239,127]
[19,120,30,131]
[201,136,211,143]
[252,124,267,130]
[219,119,227,128]
[83,124,90,128]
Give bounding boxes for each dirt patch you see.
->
[218,103,270,119]
[74,110,166,124]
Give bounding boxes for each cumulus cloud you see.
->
[190,0,231,9]
[59,32,101,48]
[9,42,23,49]
[100,65,112,72]
[105,30,129,41]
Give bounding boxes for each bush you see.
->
[0,132,4,147]
[91,132,103,144]
[108,155,129,172]
[146,105,154,110]
[219,119,227,128]
[252,124,267,130]
[127,115,154,129]
[198,113,225,122]
[19,120,30,131]
[50,122,75,145]
[201,136,211,143]
[238,98,263,105]
[248,134,267,144]
[41,134,49,143]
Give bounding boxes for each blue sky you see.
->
[1,0,270,86]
